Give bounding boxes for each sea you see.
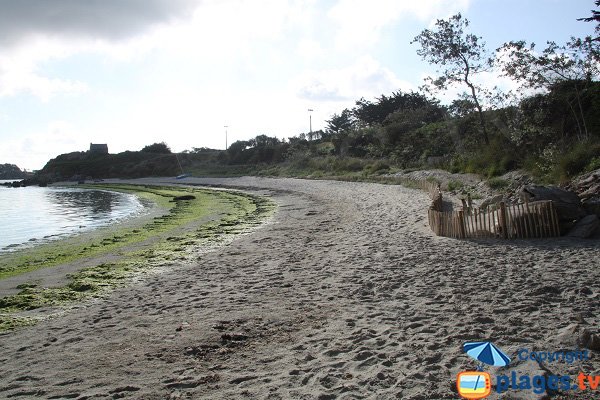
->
[0,181,146,253]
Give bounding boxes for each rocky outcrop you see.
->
[0,163,29,180]
[567,215,600,238]
[569,169,600,202]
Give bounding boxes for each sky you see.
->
[0,0,597,170]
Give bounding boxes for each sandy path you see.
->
[0,177,599,399]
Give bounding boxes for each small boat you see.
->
[174,153,190,179]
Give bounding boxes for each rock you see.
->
[569,169,600,203]
[171,195,196,202]
[579,183,600,200]
[221,333,248,342]
[581,329,600,351]
[583,199,600,218]
[567,214,600,238]
[479,194,504,210]
[520,185,587,234]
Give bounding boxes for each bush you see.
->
[332,157,366,173]
[487,177,509,190]
[364,160,390,174]
[141,142,171,154]
[557,141,600,178]
[447,180,464,192]
[586,156,600,172]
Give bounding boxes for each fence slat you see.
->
[550,203,560,237]
[416,179,560,240]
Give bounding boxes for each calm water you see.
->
[0,181,146,252]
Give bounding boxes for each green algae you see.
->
[0,184,275,331]
[0,314,36,331]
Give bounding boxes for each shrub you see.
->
[141,142,171,154]
[557,141,600,178]
[586,156,600,172]
[487,177,509,190]
[364,160,390,174]
[447,180,464,192]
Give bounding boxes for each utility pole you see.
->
[224,125,228,150]
[308,109,313,140]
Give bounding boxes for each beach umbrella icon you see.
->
[463,341,511,367]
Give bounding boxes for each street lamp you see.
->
[308,109,314,138]
[224,125,228,150]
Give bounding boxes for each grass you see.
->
[447,180,465,192]
[0,184,275,330]
[487,177,510,190]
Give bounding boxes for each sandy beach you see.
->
[0,176,599,399]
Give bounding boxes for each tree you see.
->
[326,109,354,134]
[498,37,600,139]
[141,142,171,153]
[412,13,491,144]
[352,91,435,126]
[578,0,600,40]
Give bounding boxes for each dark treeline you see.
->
[223,5,600,183]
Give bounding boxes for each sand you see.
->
[0,176,599,399]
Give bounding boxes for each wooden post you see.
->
[518,203,526,239]
[542,202,550,237]
[458,210,466,239]
[499,202,508,239]
[524,201,534,238]
[537,203,544,238]
[549,202,560,237]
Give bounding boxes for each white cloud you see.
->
[0,121,86,170]
[328,0,472,49]
[0,38,88,100]
[296,39,326,60]
[295,55,414,101]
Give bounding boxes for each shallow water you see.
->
[0,182,145,252]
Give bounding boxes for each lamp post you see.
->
[224,125,228,150]
[308,108,313,139]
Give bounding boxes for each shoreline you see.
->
[0,177,598,399]
[0,184,162,255]
[0,182,275,330]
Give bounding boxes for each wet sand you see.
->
[0,177,599,399]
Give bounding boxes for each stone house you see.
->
[89,143,109,154]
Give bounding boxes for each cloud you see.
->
[296,39,326,60]
[0,0,199,99]
[0,0,199,48]
[0,39,88,100]
[0,121,86,170]
[295,56,414,101]
[328,0,472,49]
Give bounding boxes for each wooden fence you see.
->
[423,181,560,240]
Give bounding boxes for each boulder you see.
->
[520,185,587,234]
[171,195,196,202]
[479,194,504,210]
[581,329,600,351]
[583,199,600,218]
[567,214,600,238]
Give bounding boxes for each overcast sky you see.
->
[0,0,596,170]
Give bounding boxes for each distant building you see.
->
[89,143,108,154]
